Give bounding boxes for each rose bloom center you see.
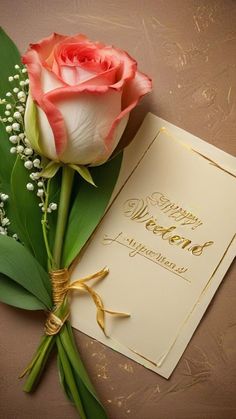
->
[58,44,112,73]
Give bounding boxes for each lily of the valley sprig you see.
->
[0,65,58,213]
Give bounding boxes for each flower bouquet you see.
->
[0,28,151,418]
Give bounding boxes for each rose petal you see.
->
[36,105,57,160]
[41,67,65,93]
[61,65,91,84]
[30,33,67,65]
[91,113,129,166]
[22,49,68,155]
[55,90,122,165]
[104,71,152,149]
[100,46,137,89]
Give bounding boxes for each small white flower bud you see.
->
[49,203,57,211]
[0,194,9,201]
[24,147,33,156]
[14,64,20,69]
[19,133,25,139]
[37,189,44,197]
[10,147,16,154]
[9,135,18,144]
[17,106,25,113]
[17,91,25,99]
[6,104,12,110]
[33,158,41,168]
[24,160,33,170]
[5,111,10,116]
[12,122,20,131]
[37,181,43,187]
[30,172,39,180]
[7,117,13,123]
[13,111,21,119]
[16,145,24,153]
[19,81,25,87]
[8,76,14,82]
[14,74,19,79]
[2,217,10,226]
[6,125,12,133]
[12,233,18,240]
[6,92,12,97]
[26,183,34,191]
[22,68,27,73]
[13,87,19,93]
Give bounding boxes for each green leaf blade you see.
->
[60,324,108,419]
[0,28,22,209]
[0,28,47,268]
[0,27,21,98]
[10,156,48,269]
[62,153,123,268]
[0,272,46,310]
[0,235,52,309]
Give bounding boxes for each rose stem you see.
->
[53,165,75,269]
[52,166,88,418]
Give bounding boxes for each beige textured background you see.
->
[0,1,236,418]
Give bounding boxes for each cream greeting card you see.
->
[70,114,236,378]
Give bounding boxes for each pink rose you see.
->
[22,33,152,165]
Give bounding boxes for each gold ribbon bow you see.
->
[45,267,130,337]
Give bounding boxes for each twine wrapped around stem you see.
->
[45,267,130,337]
[50,269,70,306]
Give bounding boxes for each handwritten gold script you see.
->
[103,232,190,283]
[147,192,203,230]
[123,198,214,256]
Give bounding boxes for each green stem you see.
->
[41,178,53,270]
[53,165,75,269]
[62,323,97,395]
[21,167,75,393]
[57,335,87,419]
[23,335,55,392]
[21,299,68,391]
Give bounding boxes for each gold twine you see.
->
[45,267,130,336]
[50,269,70,306]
